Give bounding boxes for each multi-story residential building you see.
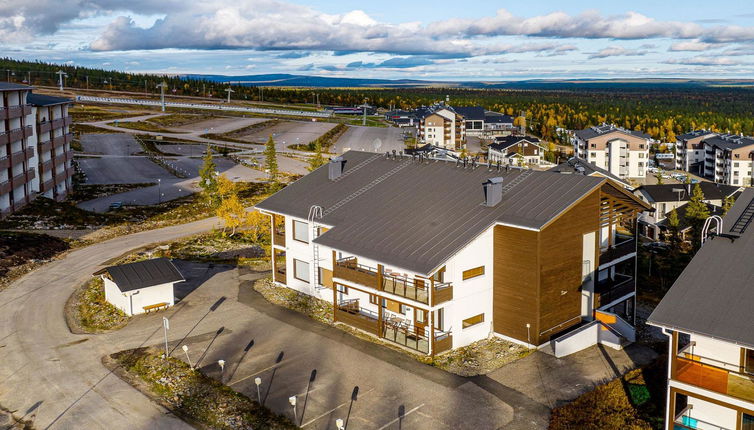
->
[649,188,754,430]
[487,136,546,166]
[701,134,754,187]
[28,94,74,201]
[419,106,465,150]
[1,83,36,216]
[453,106,485,136]
[0,83,73,217]
[257,151,649,357]
[572,124,653,180]
[676,130,718,175]
[483,111,514,134]
[634,182,741,240]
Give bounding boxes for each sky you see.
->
[2,0,754,81]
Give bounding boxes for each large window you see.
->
[293,220,309,243]
[293,259,310,282]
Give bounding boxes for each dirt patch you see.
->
[105,347,296,430]
[432,338,532,376]
[0,231,70,291]
[200,119,279,143]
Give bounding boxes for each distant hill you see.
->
[182,73,754,89]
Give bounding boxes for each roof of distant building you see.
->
[656,201,724,230]
[257,150,647,275]
[484,112,514,124]
[98,258,184,292]
[27,93,72,106]
[702,134,754,150]
[677,130,716,141]
[453,106,485,121]
[637,182,741,203]
[574,123,652,141]
[648,188,754,348]
[0,82,31,92]
[548,157,630,189]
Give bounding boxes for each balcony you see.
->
[599,238,635,266]
[0,180,10,195]
[594,274,634,307]
[10,147,34,165]
[334,257,379,288]
[39,178,55,193]
[0,104,32,120]
[382,273,429,304]
[673,353,754,403]
[335,300,380,335]
[673,409,730,430]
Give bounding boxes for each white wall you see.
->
[581,231,596,319]
[687,333,742,372]
[684,395,739,430]
[103,276,175,316]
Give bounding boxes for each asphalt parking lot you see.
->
[81,133,143,156]
[77,156,175,184]
[332,125,407,154]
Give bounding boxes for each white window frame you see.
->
[293,220,309,243]
[293,259,310,282]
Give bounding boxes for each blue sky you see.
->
[2,0,754,80]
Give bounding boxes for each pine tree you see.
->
[685,184,710,248]
[308,141,326,171]
[666,207,680,245]
[722,195,735,215]
[198,145,218,204]
[264,135,278,182]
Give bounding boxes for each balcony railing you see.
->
[594,274,634,307]
[674,413,730,430]
[0,104,31,120]
[600,238,635,266]
[335,257,453,305]
[673,354,754,403]
[335,302,380,335]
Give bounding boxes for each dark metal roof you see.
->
[574,124,651,140]
[257,150,617,275]
[484,112,514,124]
[637,182,740,203]
[648,188,754,348]
[656,201,724,230]
[548,157,629,188]
[453,106,485,121]
[0,82,31,92]
[703,134,754,151]
[489,136,541,152]
[677,130,716,142]
[103,258,184,292]
[27,93,72,106]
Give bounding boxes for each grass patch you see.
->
[70,105,145,122]
[0,231,70,290]
[147,113,217,128]
[107,120,180,134]
[109,348,296,429]
[432,338,532,376]
[548,358,667,430]
[160,231,268,264]
[74,277,130,332]
[253,278,333,324]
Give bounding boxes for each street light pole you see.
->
[181,345,193,367]
[218,360,225,382]
[156,82,167,112]
[288,396,297,422]
[162,317,170,358]
[254,377,262,403]
[56,70,67,91]
[157,178,162,204]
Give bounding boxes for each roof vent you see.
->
[483,177,504,207]
[328,156,346,181]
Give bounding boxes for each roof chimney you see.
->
[328,156,346,181]
[483,177,504,207]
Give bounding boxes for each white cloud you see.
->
[669,41,717,51]
[665,56,742,66]
[588,46,650,59]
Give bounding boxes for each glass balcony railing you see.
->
[673,353,754,403]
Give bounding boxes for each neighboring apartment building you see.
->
[549,157,633,190]
[28,94,74,201]
[676,130,718,175]
[453,106,485,136]
[487,136,546,166]
[483,111,514,134]
[649,188,754,430]
[419,107,465,150]
[572,124,653,180]
[701,134,754,187]
[257,151,649,357]
[1,83,36,216]
[0,83,73,217]
[634,182,741,240]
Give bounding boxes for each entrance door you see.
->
[415,309,427,337]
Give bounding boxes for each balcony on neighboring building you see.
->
[334,257,453,306]
[673,349,754,404]
[599,237,636,266]
[594,273,634,307]
[0,104,32,120]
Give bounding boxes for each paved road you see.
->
[80,133,143,156]
[332,125,407,154]
[0,218,220,430]
[77,156,176,184]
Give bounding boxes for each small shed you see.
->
[95,258,184,316]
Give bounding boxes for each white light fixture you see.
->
[336,418,345,430]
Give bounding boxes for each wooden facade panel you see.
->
[537,189,601,343]
[493,225,539,344]
[321,268,333,288]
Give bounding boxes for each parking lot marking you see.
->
[375,403,425,430]
[300,387,375,428]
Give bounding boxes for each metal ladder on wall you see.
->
[308,205,324,290]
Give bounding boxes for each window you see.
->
[462,313,484,329]
[462,266,485,280]
[743,413,754,430]
[369,294,378,305]
[434,308,444,331]
[735,162,740,167]
[293,220,309,243]
[590,152,596,158]
[638,162,644,167]
[399,304,411,314]
[293,259,310,282]
[639,144,645,149]
[590,143,596,148]
[336,284,348,294]
[638,153,644,158]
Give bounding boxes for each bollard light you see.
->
[335,418,345,430]
[288,396,296,406]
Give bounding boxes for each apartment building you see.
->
[0,83,73,217]
[257,151,649,357]
[573,124,653,180]
[418,106,465,149]
[1,83,36,216]
[487,136,546,166]
[634,182,741,240]
[676,130,718,175]
[29,94,74,201]
[701,134,754,187]
[649,188,754,430]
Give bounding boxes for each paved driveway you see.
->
[332,126,407,154]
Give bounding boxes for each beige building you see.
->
[419,107,465,150]
[573,124,652,180]
[675,130,718,175]
[701,134,754,187]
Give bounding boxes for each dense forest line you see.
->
[4,58,754,143]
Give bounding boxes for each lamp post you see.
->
[162,317,169,358]
[157,178,161,204]
[218,360,225,382]
[288,396,297,422]
[181,345,193,368]
[254,377,262,402]
[335,418,345,430]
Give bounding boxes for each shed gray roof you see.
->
[257,151,612,275]
[637,182,740,203]
[27,93,72,106]
[648,188,754,349]
[102,258,184,292]
[0,82,31,92]
[574,124,651,141]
